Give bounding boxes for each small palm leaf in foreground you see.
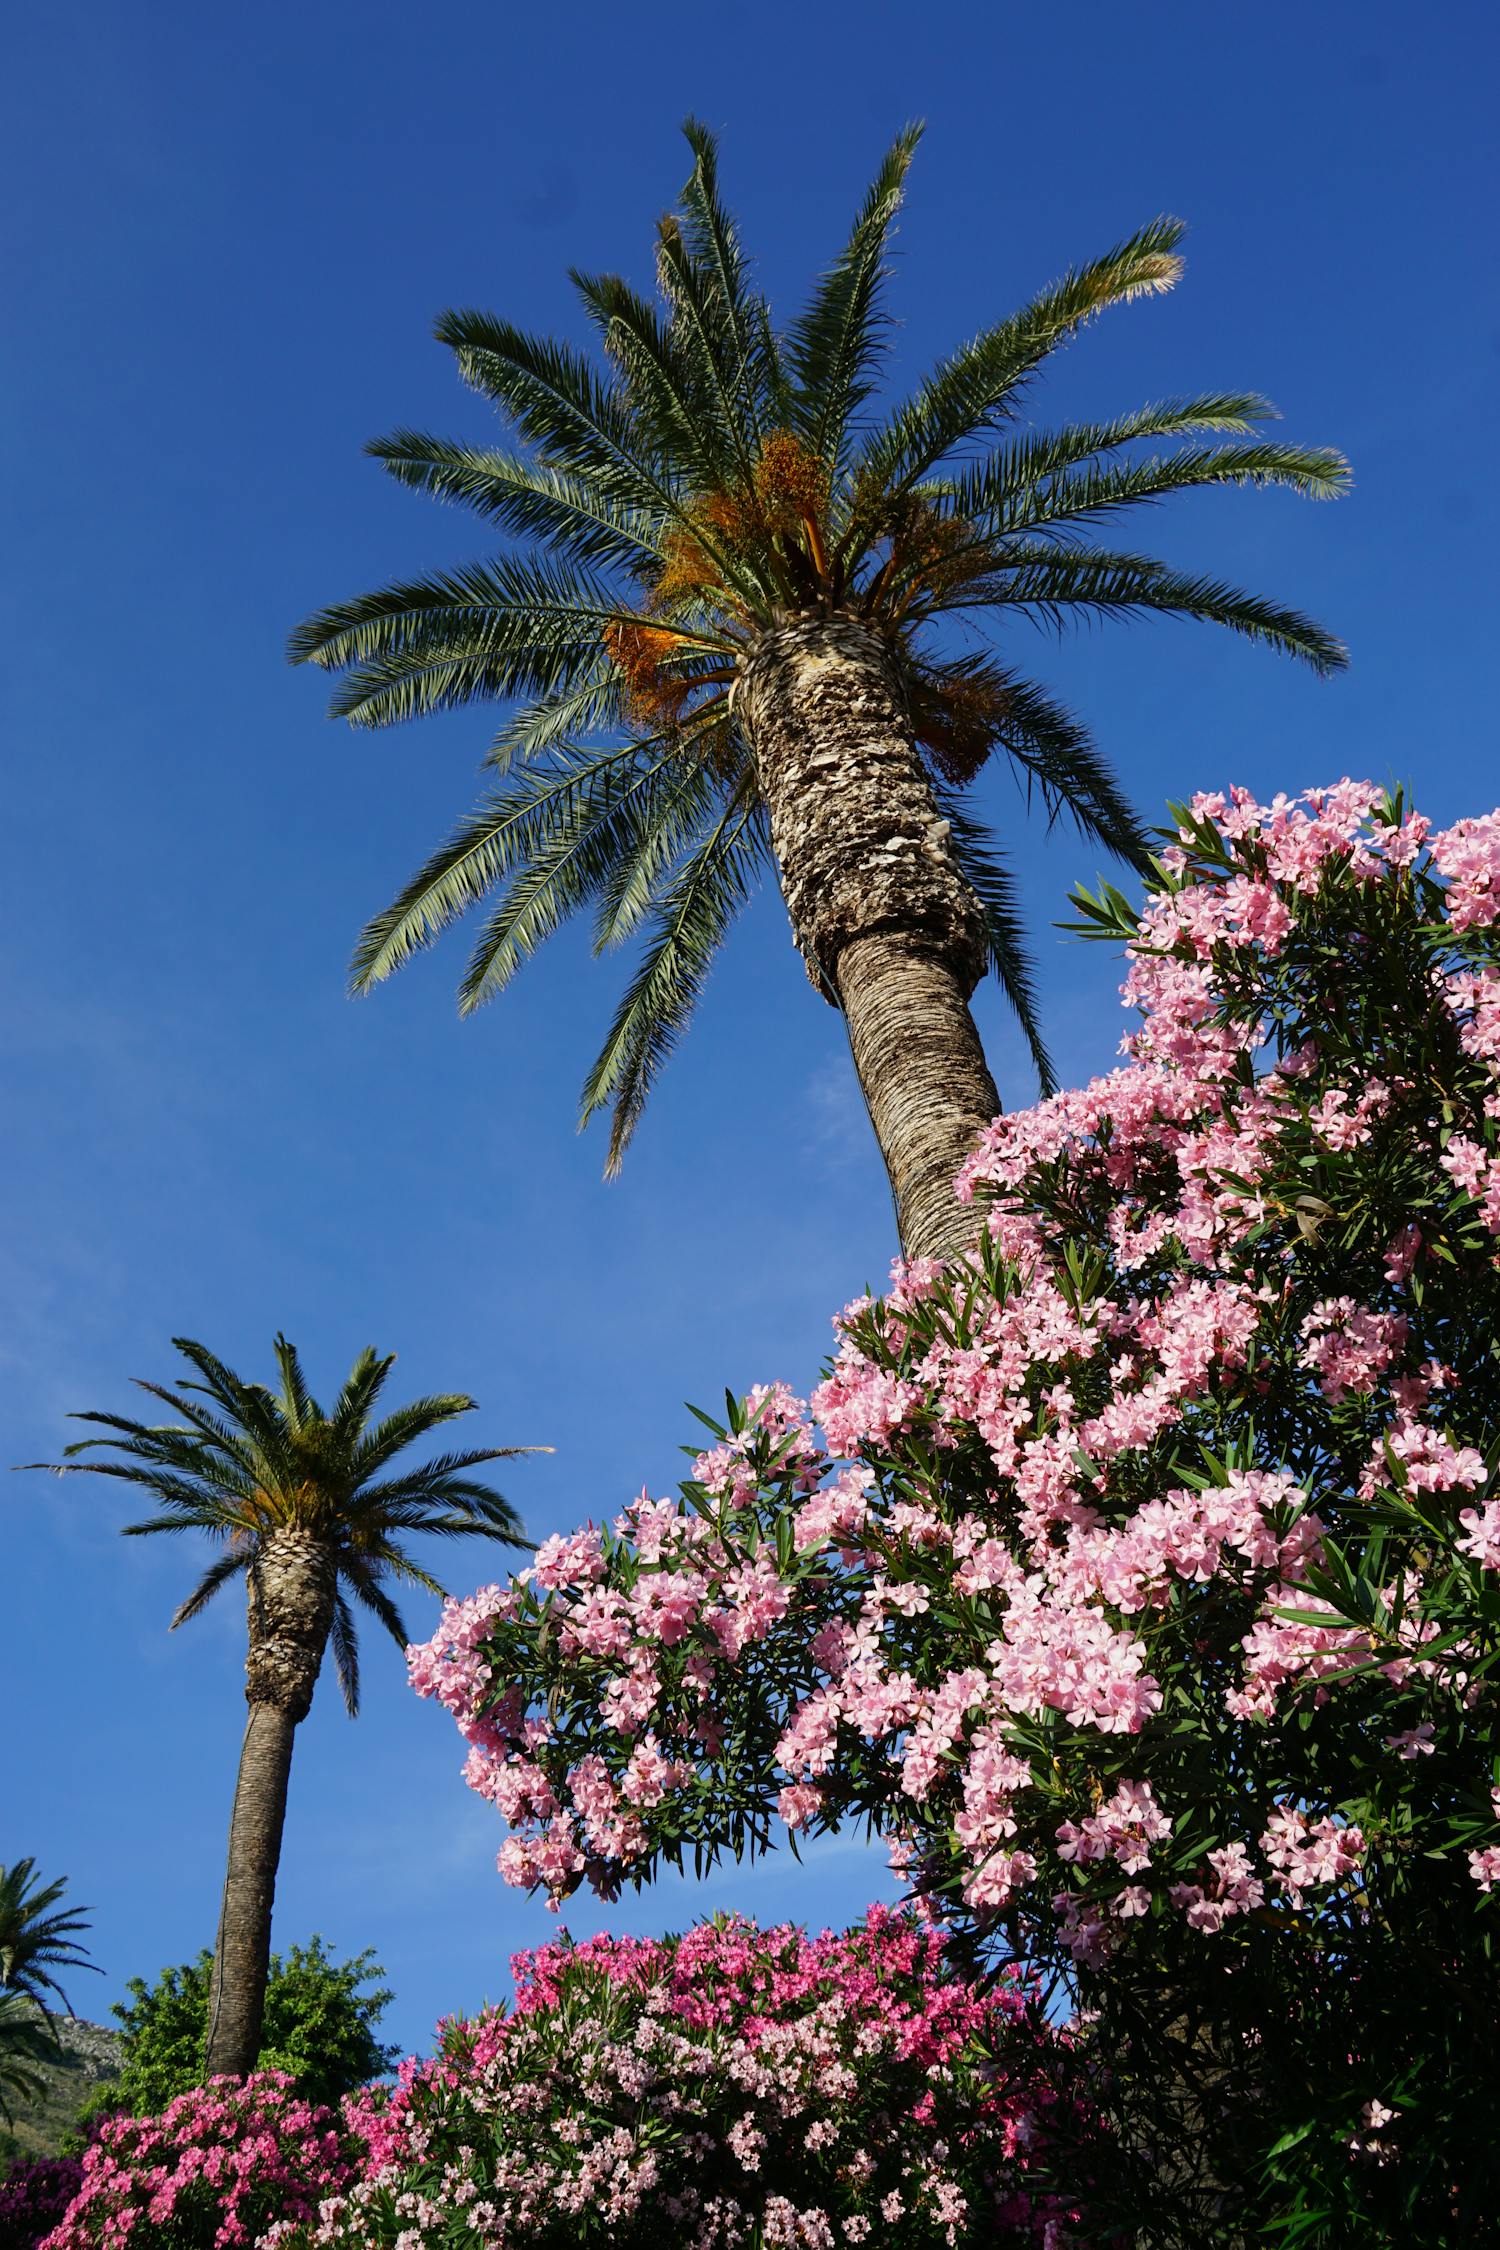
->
[25,1334,543,2083]
[295,121,1347,1256]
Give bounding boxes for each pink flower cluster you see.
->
[408,782,1500,1957]
[39,2073,352,2250]
[270,1912,1091,2250]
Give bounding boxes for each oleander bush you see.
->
[407,782,1500,2244]
[38,2074,353,2250]
[0,2157,83,2250]
[266,1910,1098,2249]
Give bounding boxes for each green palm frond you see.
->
[330,1348,396,1442]
[341,1556,415,1649]
[0,1992,56,2119]
[495,667,630,765]
[855,216,1187,503]
[368,431,662,571]
[121,1509,252,1539]
[938,545,1348,672]
[674,118,779,437]
[170,1545,253,1627]
[349,742,669,992]
[787,123,922,470]
[125,1375,261,1464]
[433,311,677,520]
[571,268,746,504]
[912,655,1151,870]
[292,553,673,727]
[272,1333,319,1433]
[329,1589,361,1717]
[934,791,1056,1096]
[170,1337,293,1458]
[655,218,758,486]
[353,1540,448,1602]
[979,440,1350,540]
[349,1394,487,1481]
[350,1446,536,1527]
[924,392,1277,511]
[455,746,716,1014]
[61,1391,246,1472]
[0,1862,98,2015]
[590,749,733,952]
[580,793,766,1171]
[35,1451,248,1515]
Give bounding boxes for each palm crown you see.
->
[0,1860,97,2015]
[293,120,1347,1166]
[39,1334,533,1714]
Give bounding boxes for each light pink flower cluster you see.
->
[409,782,1500,1952]
[1430,811,1500,932]
[39,2073,352,2250]
[1259,1807,1367,1905]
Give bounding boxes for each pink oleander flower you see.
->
[1469,1846,1500,1892]
[404,779,1500,2220]
[39,2074,353,2250]
[1432,811,1500,932]
[276,1914,1093,2250]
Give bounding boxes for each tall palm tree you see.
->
[293,122,1347,1259]
[0,1861,98,2016]
[28,1335,539,2082]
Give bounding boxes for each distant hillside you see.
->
[0,2014,122,2165]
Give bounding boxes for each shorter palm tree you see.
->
[26,1335,540,2082]
[0,1861,98,2016]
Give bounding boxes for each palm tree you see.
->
[28,1334,539,2082]
[0,1865,95,2126]
[292,122,1347,1260]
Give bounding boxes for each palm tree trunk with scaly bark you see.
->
[204,1534,336,2080]
[739,617,999,1261]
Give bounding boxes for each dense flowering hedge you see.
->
[0,2158,83,2250]
[38,2073,352,2249]
[266,1910,1093,2249]
[409,783,1500,2240]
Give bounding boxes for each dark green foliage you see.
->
[294,122,1346,1168]
[0,2002,54,2132]
[88,1940,395,2120]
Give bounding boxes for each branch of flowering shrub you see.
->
[409,781,1500,1966]
[264,1912,1101,2249]
[37,2073,353,2250]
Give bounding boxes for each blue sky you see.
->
[4,0,1496,2060]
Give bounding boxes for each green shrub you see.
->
[77,1938,394,2126]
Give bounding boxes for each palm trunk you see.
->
[203,1535,334,2081]
[203,1700,298,2081]
[739,616,999,1261]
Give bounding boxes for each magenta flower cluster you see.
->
[406,782,1500,1974]
[265,1910,1091,2249]
[0,2157,84,2250]
[37,2074,353,2250]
